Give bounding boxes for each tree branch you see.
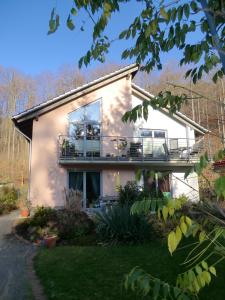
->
[200,0,225,72]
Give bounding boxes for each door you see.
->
[86,172,101,208]
[68,171,101,209]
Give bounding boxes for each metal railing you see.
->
[58,135,204,162]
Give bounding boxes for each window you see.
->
[69,171,101,208]
[140,129,152,137]
[139,129,166,138]
[68,100,101,156]
[69,100,100,124]
[154,130,166,138]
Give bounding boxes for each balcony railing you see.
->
[58,135,204,162]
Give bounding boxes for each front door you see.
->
[68,171,101,209]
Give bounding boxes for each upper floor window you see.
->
[140,129,166,138]
[69,100,100,124]
[68,100,101,139]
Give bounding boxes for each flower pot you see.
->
[20,208,30,218]
[44,236,57,248]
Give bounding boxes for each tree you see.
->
[48,1,224,79]
[47,1,225,299]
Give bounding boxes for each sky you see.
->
[0,0,199,77]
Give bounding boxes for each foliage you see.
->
[48,1,224,81]
[125,266,195,300]
[130,187,225,298]
[64,188,82,212]
[15,207,95,242]
[131,195,187,220]
[48,0,224,120]
[0,185,18,215]
[30,206,58,227]
[117,181,142,207]
[56,210,95,240]
[96,205,154,245]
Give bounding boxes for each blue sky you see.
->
[0,0,186,76]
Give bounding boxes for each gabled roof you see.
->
[12,63,139,124]
[12,63,208,138]
[132,83,209,134]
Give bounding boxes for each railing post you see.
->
[117,137,119,160]
[142,137,144,160]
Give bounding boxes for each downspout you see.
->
[185,125,190,161]
[14,125,32,205]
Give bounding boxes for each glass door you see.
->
[86,172,100,208]
[68,171,101,209]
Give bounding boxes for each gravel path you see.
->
[0,211,35,300]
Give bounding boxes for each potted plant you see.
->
[18,198,31,218]
[42,226,58,248]
[17,187,31,218]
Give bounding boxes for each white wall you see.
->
[132,94,195,142]
[171,172,199,201]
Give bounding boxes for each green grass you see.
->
[34,241,225,300]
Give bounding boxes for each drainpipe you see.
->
[185,125,190,161]
[14,126,32,204]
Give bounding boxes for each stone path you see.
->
[0,211,35,300]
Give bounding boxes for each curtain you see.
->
[69,172,83,192]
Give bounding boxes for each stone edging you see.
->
[12,220,47,300]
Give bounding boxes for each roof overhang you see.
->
[132,83,209,135]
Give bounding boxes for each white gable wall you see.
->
[132,94,199,202]
[132,94,195,140]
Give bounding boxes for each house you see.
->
[12,64,209,209]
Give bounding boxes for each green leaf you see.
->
[119,30,128,39]
[201,261,208,271]
[197,273,205,288]
[180,222,187,235]
[202,271,211,284]
[183,4,190,19]
[168,231,177,255]
[209,266,216,276]
[71,7,77,16]
[153,279,161,300]
[160,7,168,20]
[195,265,202,275]
[162,206,168,222]
[199,231,206,242]
[175,226,182,245]
[67,15,75,30]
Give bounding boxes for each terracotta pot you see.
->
[20,208,30,218]
[44,236,57,248]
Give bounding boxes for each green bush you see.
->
[0,186,18,214]
[15,206,95,243]
[117,181,142,207]
[96,205,154,245]
[56,210,95,240]
[30,206,58,227]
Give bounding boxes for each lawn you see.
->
[34,241,225,300]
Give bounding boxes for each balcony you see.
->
[58,135,204,166]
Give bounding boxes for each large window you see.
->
[68,100,101,156]
[69,171,101,208]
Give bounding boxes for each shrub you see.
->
[117,181,142,207]
[15,207,95,243]
[96,205,154,245]
[30,206,58,227]
[0,186,18,214]
[56,210,95,240]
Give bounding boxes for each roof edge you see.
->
[13,63,139,122]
